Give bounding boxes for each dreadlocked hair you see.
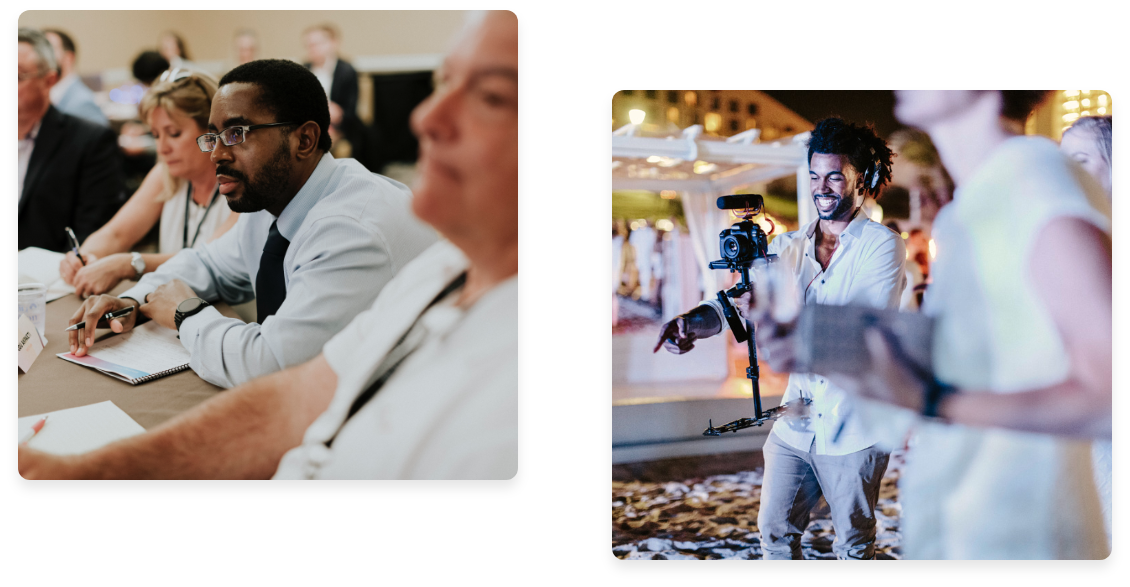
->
[806,117,895,198]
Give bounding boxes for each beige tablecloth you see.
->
[18,283,243,429]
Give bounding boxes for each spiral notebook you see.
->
[57,321,192,384]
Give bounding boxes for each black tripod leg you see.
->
[746,318,763,419]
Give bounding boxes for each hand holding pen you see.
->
[67,296,142,356]
[65,305,135,332]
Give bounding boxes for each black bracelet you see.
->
[923,378,956,419]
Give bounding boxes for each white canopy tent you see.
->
[612,123,813,310]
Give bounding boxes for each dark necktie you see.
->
[255,221,290,323]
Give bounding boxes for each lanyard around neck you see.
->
[184,183,221,250]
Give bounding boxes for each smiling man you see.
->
[23,10,518,480]
[656,117,905,559]
[67,59,437,388]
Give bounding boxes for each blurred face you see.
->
[809,153,860,221]
[44,32,73,73]
[409,12,519,249]
[149,106,212,180]
[894,90,984,129]
[159,34,181,60]
[207,83,295,213]
[303,30,334,65]
[235,35,257,65]
[1060,127,1112,197]
[18,42,57,122]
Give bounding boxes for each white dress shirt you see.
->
[703,213,906,455]
[274,241,518,480]
[121,153,437,388]
[18,120,42,203]
[900,137,1109,559]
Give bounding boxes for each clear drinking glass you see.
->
[18,283,47,341]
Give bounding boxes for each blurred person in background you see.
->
[131,50,170,88]
[233,29,259,66]
[1059,113,1113,546]
[1060,115,1112,202]
[303,23,361,156]
[20,10,518,481]
[158,31,193,70]
[18,28,123,252]
[838,91,1111,559]
[614,222,623,327]
[656,118,905,560]
[43,28,109,127]
[59,70,239,298]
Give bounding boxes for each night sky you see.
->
[762,91,905,138]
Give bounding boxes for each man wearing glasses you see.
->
[68,59,437,389]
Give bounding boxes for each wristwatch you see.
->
[174,297,211,332]
[130,252,145,281]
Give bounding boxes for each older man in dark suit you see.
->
[18,28,123,252]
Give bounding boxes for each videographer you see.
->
[834,91,1110,558]
[655,118,906,560]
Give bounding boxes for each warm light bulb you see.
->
[928,238,937,260]
[629,109,646,125]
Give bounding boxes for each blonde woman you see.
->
[1059,114,1113,547]
[60,69,238,297]
[1060,115,1112,201]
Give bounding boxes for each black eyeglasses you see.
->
[196,122,297,152]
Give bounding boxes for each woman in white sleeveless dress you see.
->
[1059,115,1113,547]
[60,69,238,297]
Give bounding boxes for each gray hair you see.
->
[18,27,58,75]
[1066,115,1113,169]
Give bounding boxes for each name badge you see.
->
[18,313,45,373]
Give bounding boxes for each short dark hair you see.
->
[219,59,332,153]
[132,50,170,85]
[1000,91,1052,123]
[43,29,76,56]
[807,117,895,197]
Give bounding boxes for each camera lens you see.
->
[721,234,746,260]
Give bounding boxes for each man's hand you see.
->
[71,253,134,298]
[654,316,697,354]
[18,445,89,480]
[68,294,140,356]
[754,315,798,373]
[141,279,199,330]
[60,251,99,286]
[830,328,928,413]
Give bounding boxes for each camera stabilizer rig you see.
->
[701,195,811,437]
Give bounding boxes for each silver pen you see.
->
[65,306,135,332]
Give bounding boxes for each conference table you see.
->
[18,283,243,430]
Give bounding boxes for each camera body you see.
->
[711,220,770,270]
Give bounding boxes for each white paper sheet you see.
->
[18,401,145,455]
[18,247,76,302]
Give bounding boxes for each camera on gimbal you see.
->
[707,195,774,343]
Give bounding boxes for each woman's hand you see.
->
[60,251,98,285]
[72,253,133,298]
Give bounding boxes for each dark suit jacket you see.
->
[306,58,359,118]
[18,105,124,252]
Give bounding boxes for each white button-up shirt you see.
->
[704,213,906,455]
[121,153,438,388]
[273,241,518,480]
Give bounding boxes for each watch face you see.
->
[177,298,205,314]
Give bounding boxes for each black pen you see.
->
[65,306,135,332]
[65,226,86,266]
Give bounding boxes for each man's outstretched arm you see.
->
[19,354,338,480]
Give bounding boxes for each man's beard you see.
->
[218,141,293,214]
[814,192,856,221]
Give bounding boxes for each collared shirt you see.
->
[49,72,78,103]
[121,153,438,388]
[703,213,906,456]
[18,119,42,202]
[273,241,518,480]
[899,136,1109,559]
[311,57,337,98]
